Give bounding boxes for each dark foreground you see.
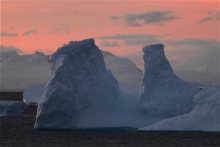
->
[1,92,220,147]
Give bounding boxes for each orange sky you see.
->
[1,1,219,68]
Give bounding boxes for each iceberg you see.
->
[0,101,28,117]
[23,83,46,106]
[23,81,134,107]
[35,39,121,129]
[102,51,143,88]
[140,44,200,116]
[33,41,207,130]
[0,51,51,91]
[140,82,220,131]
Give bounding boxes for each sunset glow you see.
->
[1,0,219,68]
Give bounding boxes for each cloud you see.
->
[99,41,120,47]
[124,38,161,46]
[163,38,218,47]
[97,33,219,67]
[40,8,50,13]
[199,10,220,24]
[122,11,178,27]
[208,11,213,15]
[199,16,213,24]
[0,45,24,53]
[47,27,71,35]
[215,11,220,20]
[10,27,14,30]
[96,34,159,40]
[162,38,219,62]
[0,31,18,37]
[96,33,172,47]
[22,30,38,36]
[109,16,118,20]
[61,23,67,26]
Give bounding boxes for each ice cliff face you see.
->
[140,44,199,116]
[140,82,220,131]
[35,38,120,129]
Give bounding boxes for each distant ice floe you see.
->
[140,82,220,132]
[23,83,47,106]
[0,101,28,117]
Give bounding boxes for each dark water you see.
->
[1,92,220,147]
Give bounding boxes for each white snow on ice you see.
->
[140,82,220,131]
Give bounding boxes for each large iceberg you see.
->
[33,41,208,130]
[140,82,220,131]
[140,44,200,116]
[35,39,121,129]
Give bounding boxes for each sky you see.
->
[1,0,219,69]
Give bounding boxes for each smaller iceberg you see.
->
[0,101,28,117]
[140,44,200,116]
[139,82,220,131]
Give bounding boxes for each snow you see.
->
[102,51,143,88]
[0,101,28,117]
[35,39,121,129]
[140,82,220,131]
[140,44,200,116]
[23,83,46,106]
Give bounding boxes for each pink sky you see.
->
[1,1,219,68]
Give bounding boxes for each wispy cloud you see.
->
[109,16,118,20]
[110,11,178,27]
[207,11,213,15]
[199,16,213,24]
[47,27,72,35]
[22,30,38,36]
[0,31,18,37]
[99,41,120,47]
